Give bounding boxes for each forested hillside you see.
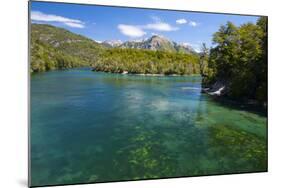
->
[203,17,267,104]
[30,39,89,72]
[30,24,104,72]
[94,48,200,75]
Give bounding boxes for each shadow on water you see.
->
[203,94,267,117]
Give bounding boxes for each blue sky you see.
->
[31,1,260,51]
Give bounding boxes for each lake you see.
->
[30,68,267,186]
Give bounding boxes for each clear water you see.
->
[30,68,267,186]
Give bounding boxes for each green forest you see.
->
[30,24,103,72]
[94,48,200,75]
[30,39,88,72]
[202,17,267,104]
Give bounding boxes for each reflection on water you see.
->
[31,69,267,186]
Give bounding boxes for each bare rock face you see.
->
[202,81,228,96]
[120,35,196,54]
[102,40,123,47]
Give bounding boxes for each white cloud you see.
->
[142,22,178,31]
[64,22,84,28]
[118,16,178,37]
[176,18,199,27]
[31,11,85,28]
[176,19,187,24]
[189,21,198,27]
[117,24,146,38]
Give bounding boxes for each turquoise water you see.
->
[30,68,267,186]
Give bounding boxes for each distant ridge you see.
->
[119,35,196,54]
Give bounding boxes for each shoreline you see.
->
[31,67,201,77]
[92,69,201,77]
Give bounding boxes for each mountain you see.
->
[176,43,197,54]
[30,24,105,72]
[102,40,123,47]
[120,35,196,54]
